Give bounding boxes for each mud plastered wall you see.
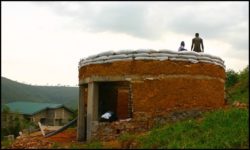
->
[132,78,225,113]
[79,60,225,113]
[79,60,225,79]
[79,49,226,140]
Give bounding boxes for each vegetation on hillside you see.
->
[1,106,36,139]
[1,77,78,109]
[226,65,249,104]
[118,107,248,149]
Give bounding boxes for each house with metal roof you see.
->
[2,102,73,126]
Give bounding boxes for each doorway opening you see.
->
[98,81,131,122]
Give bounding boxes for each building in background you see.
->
[2,102,73,126]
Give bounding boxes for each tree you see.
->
[225,69,239,88]
[1,106,35,138]
[238,65,249,82]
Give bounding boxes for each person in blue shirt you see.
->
[178,41,187,51]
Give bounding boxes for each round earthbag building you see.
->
[77,49,226,141]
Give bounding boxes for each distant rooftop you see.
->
[3,101,69,115]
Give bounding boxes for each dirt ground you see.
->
[10,128,77,149]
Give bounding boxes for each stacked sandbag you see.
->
[79,49,225,70]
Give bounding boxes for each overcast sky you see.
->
[1,1,249,86]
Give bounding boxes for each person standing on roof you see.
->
[191,33,204,52]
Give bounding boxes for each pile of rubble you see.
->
[92,108,212,141]
[9,128,77,149]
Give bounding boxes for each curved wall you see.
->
[79,49,226,115]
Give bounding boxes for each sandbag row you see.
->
[79,49,225,69]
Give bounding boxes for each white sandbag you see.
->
[169,58,188,61]
[105,58,133,63]
[80,59,101,66]
[157,57,169,61]
[93,55,109,61]
[115,50,133,55]
[216,57,224,63]
[79,60,87,65]
[200,54,213,59]
[213,61,224,66]
[79,60,85,65]
[176,55,197,60]
[199,53,222,61]
[131,50,139,54]
[219,64,226,70]
[108,54,130,59]
[79,50,225,69]
[84,59,103,65]
[89,61,105,65]
[125,54,135,58]
[81,59,96,64]
[98,50,115,57]
[150,53,174,57]
[197,56,213,61]
[211,58,224,65]
[212,61,220,65]
[188,58,199,63]
[158,49,177,54]
[178,51,200,56]
[133,53,150,57]
[81,62,90,66]
[167,54,180,58]
[198,60,213,64]
[147,49,157,53]
[79,58,84,62]
[134,57,158,60]
[87,57,104,63]
[78,60,83,66]
[86,53,100,60]
[169,57,177,61]
[135,49,156,53]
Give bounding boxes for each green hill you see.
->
[1,77,78,109]
[226,65,249,104]
[117,107,248,149]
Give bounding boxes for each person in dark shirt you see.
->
[191,33,204,52]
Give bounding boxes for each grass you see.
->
[84,141,103,149]
[51,142,60,149]
[226,65,249,104]
[228,81,249,104]
[1,139,13,149]
[69,140,103,149]
[129,107,249,149]
[118,132,136,142]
